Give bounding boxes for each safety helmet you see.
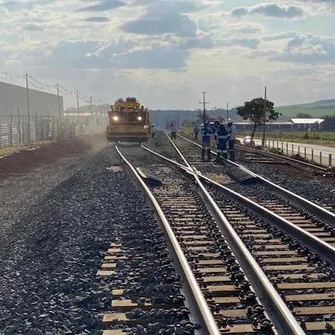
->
[227,118,232,124]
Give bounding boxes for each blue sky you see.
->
[1,0,335,109]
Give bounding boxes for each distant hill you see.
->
[276,99,335,118]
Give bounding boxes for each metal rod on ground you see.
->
[25,73,31,145]
[261,86,267,147]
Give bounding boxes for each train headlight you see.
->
[137,116,143,121]
[112,115,119,122]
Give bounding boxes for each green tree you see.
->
[237,97,279,140]
[296,113,312,118]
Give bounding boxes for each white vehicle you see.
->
[243,136,255,147]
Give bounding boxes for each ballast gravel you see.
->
[0,144,156,334]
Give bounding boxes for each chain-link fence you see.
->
[0,114,106,150]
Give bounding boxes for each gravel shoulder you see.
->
[0,142,157,334]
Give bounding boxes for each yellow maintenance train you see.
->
[106,97,152,143]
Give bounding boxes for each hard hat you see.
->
[228,118,232,124]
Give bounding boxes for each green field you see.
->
[276,100,335,118]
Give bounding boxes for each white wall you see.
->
[0,81,63,117]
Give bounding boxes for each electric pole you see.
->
[56,83,62,120]
[199,92,210,124]
[25,73,31,144]
[226,101,229,121]
[262,86,267,147]
[76,90,80,115]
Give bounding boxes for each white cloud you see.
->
[231,3,304,19]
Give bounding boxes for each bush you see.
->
[269,147,284,155]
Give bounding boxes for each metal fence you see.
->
[265,139,335,168]
[0,114,100,150]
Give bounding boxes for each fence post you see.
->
[298,146,300,155]
[329,154,332,167]
[304,147,306,159]
[291,144,294,155]
[311,149,314,161]
[9,116,13,147]
[320,151,322,165]
[286,143,288,155]
[281,141,283,151]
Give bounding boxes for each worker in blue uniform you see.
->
[216,123,229,163]
[201,122,212,161]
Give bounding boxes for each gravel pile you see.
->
[0,144,164,334]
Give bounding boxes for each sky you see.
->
[1,0,335,109]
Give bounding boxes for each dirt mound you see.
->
[0,135,107,178]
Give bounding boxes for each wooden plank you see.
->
[97,270,116,276]
[285,292,335,302]
[103,331,127,335]
[107,248,122,254]
[200,267,227,274]
[112,289,124,296]
[278,282,335,290]
[101,263,117,269]
[199,259,223,265]
[305,322,335,332]
[270,273,327,280]
[208,285,239,296]
[204,276,231,283]
[104,255,127,260]
[111,299,181,311]
[264,264,313,271]
[214,296,240,304]
[260,257,305,263]
[294,306,335,315]
[254,250,296,256]
[183,240,213,246]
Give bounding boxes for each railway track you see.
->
[137,135,335,333]
[97,140,335,334]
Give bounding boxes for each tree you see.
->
[237,97,278,140]
[296,113,312,118]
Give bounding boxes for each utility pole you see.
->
[199,92,210,124]
[25,73,31,144]
[226,101,229,121]
[56,83,61,120]
[262,86,267,147]
[76,90,80,115]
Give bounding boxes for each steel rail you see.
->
[160,135,306,335]
[236,143,329,172]
[177,134,335,225]
[115,145,221,335]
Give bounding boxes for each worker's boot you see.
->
[222,152,228,160]
[229,151,235,162]
[207,149,211,161]
[216,153,221,163]
[201,148,205,161]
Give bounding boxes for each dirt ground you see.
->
[0,134,107,178]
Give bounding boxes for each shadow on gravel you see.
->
[0,134,107,178]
